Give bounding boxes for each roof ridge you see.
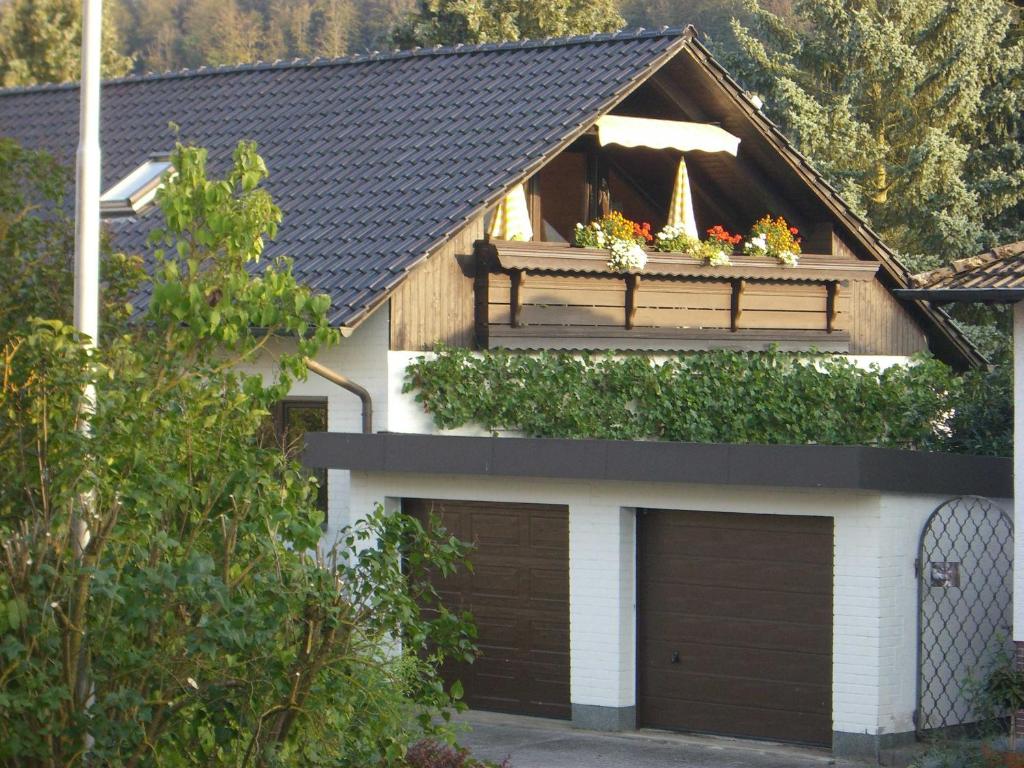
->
[0,26,686,97]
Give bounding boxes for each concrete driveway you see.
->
[454,711,863,768]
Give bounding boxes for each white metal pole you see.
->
[74,0,102,349]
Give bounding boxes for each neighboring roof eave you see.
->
[682,38,984,369]
[894,288,1024,303]
[894,241,1024,306]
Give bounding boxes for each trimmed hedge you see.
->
[403,346,1011,456]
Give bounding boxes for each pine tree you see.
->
[392,0,625,48]
[726,0,1024,266]
[0,0,133,86]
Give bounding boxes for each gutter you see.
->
[303,358,373,434]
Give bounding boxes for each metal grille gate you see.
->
[916,496,1013,734]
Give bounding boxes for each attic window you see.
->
[100,156,173,218]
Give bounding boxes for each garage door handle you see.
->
[671,650,680,664]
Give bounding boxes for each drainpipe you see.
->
[304,358,373,434]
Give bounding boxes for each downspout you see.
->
[304,358,373,434]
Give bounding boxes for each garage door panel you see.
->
[642,582,832,625]
[405,498,570,720]
[640,696,833,745]
[468,512,521,546]
[639,556,831,592]
[638,509,833,746]
[649,510,833,535]
[641,639,830,685]
[642,668,829,712]
[530,515,569,547]
[641,528,832,565]
[641,613,831,655]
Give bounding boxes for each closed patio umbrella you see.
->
[487,183,533,241]
[667,158,699,239]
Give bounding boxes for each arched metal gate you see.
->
[916,495,1013,734]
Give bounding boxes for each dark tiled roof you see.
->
[0,30,685,327]
[895,241,1024,303]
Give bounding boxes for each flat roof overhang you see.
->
[304,433,1010,498]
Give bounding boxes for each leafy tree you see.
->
[392,0,625,47]
[0,0,133,86]
[0,141,475,764]
[725,0,1024,267]
[0,139,143,340]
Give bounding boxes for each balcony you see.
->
[474,240,879,353]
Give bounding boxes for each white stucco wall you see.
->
[344,470,987,740]
[241,307,390,526]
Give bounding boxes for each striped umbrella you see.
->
[667,157,698,239]
[487,183,534,241]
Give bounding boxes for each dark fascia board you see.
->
[894,288,1024,304]
[304,432,1011,498]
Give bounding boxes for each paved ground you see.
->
[454,711,865,768]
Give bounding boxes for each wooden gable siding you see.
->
[833,234,928,356]
[389,217,483,351]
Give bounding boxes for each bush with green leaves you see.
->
[403,346,1010,456]
[0,141,475,766]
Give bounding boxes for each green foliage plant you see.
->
[403,345,1010,456]
[0,141,476,765]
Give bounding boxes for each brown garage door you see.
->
[637,509,833,746]
[405,499,570,719]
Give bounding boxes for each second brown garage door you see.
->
[404,499,570,719]
[637,509,833,746]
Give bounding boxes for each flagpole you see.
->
[72,0,102,738]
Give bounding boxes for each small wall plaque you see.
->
[930,561,961,588]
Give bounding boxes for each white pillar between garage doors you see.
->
[568,503,637,730]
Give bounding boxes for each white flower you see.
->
[607,240,647,272]
[744,234,768,256]
[187,677,199,690]
[707,249,731,266]
[777,250,799,266]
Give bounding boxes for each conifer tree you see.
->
[727,0,1024,266]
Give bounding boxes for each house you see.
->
[0,27,1010,760]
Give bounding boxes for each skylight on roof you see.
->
[100,156,173,218]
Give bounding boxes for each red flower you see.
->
[706,225,742,246]
[789,226,799,235]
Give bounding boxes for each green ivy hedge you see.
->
[403,346,1011,456]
